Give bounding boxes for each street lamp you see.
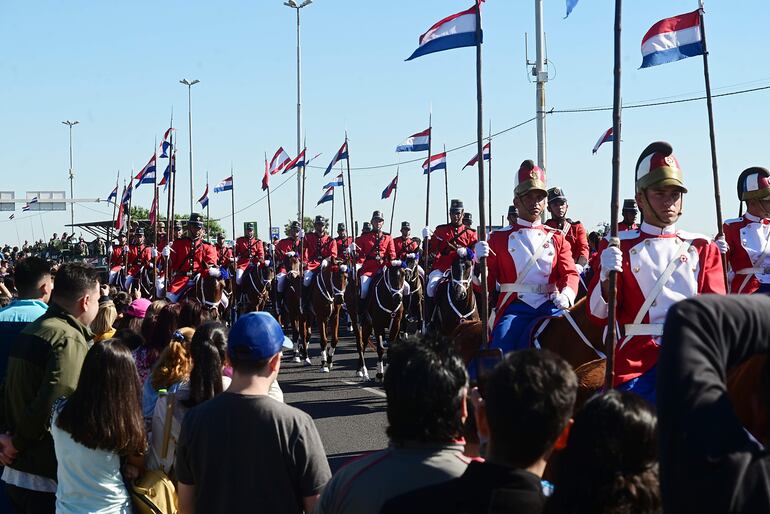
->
[62,120,79,230]
[283,0,312,223]
[180,78,200,213]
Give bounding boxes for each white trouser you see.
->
[360,275,372,298]
[108,270,119,285]
[426,269,445,298]
[303,270,314,287]
[416,264,425,279]
[155,278,165,298]
[276,272,288,293]
[123,275,135,290]
[235,268,245,286]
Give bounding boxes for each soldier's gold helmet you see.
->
[635,142,687,193]
[514,160,547,197]
[737,167,770,201]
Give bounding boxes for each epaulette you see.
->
[676,229,710,242]
[723,217,743,225]
[604,230,640,241]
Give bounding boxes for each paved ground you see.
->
[278,334,389,473]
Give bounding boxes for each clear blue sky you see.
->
[1,0,769,245]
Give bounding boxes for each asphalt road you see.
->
[278,333,390,473]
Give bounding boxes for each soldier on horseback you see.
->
[721,166,770,294]
[108,232,128,287]
[545,187,589,274]
[619,199,639,231]
[334,223,352,258]
[348,210,397,317]
[301,215,338,313]
[586,142,725,403]
[161,213,221,302]
[474,160,579,354]
[215,232,233,268]
[422,199,478,326]
[126,228,153,292]
[274,220,303,312]
[234,222,264,288]
[394,222,422,269]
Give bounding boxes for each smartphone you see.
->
[474,348,503,396]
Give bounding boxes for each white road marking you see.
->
[341,380,387,398]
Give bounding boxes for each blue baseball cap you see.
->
[228,312,293,361]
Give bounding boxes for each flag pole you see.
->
[604,0,623,391]
[205,171,211,239]
[340,162,348,239]
[474,1,490,348]
[108,170,119,249]
[344,133,355,238]
[443,144,449,223]
[698,0,728,287]
[299,142,308,281]
[330,188,335,233]
[153,179,159,294]
[422,114,432,334]
[488,120,493,225]
[164,118,174,296]
[389,167,399,235]
[230,167,238,318]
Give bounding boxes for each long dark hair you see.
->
[544,390,660,514]
[56,340,146,456]
[146,303,181,362]
[182,321,227,408]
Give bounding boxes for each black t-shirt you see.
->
[659,295,770,514]
[175,391,331,514]
[381,460,545,514]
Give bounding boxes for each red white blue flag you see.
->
[149,193,158,226]
[159,150,175,190]
[284,149,306,173]
[406,2,482,61]
[381,175,398,200]
[269,147,291,175]
[462,142,491,169]
[134,153,157,188]
[592,128,614,154]
[317,187,334,206]
[159,127,174,158]
[396,128,431,152]
[324,141,349,176]
[423,152,447,174]
[106,185,118,204]
[214,176,233,193]
[121,181,133,206]
[566,0,579,18]
[198,184,209,208]
[324,173,344,189]
[640,10,703,69]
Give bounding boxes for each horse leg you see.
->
[358,323,372,381]
[375,327,385,382]
[319,316,329,373]
[329,305,340,371]
[301,314,311,366]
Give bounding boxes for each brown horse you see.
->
[303,263,348,372]
[177,273,225,321]
[238,264,274,314]
[359,264,406,381]
[137,266,156,300]
[401,256,423,335]
[432,255,479,336]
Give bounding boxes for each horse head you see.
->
[196,273,224,310]
[450,254,474,301]
[385,261,406,304]
[259,261,275,285]
[332,262,348,305]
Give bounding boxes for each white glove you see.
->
[161,245,171,258]
[321,259,328,268]
[406,253,416,259]
[346,243,358,255]
[264,259,271,266]
[123,245,130,253]
[474,241,490,259]
[715,236,729,255]
[151,247,158,258]
[268,243,275,252]
[207,267,221,278]
[456,247,468,259]
[575,263,584,274]
[230,256,236,263]
[390,259,402,267]
[286,251,296,258]
[298,229,305,238]
[421,226,433,239]
[600,246,623,281]
[553,292,571,310]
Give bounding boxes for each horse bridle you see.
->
[445,260,476,320]
[194,274,220,309]
[316,266,345,304]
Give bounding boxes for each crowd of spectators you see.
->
[0,255,766,514]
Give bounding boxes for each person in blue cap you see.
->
[175,312,331,514]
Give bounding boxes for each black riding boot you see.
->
[424,296,437,334]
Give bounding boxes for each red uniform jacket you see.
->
[724,213,770,294]
[587,223,725,385]
[618,222,639,231]
[487,221,579,322]
[127,244,153,277]
[355,231,396,276]
[275,237,302,273]
[429,224,478,272]
[394,236,421,260]
[303,232,337,271]
[234,236,264,270]
[545,218,589,263]
[109,246,127,272]
[215,243,233,268]
[335,236,353,260]
[167,237,218,294]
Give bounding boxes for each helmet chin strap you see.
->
[641,189,683,227]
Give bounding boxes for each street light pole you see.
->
[180,78,200,214]
[284,0,312,223]
[62,120,79,230]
